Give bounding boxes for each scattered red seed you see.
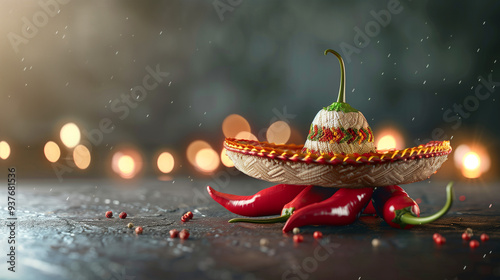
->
[480,233,489,242]
[119,212,127,219]
[462,232,471,241]
[469,240,480,248]
[459,195,466,202]
[313,231,323,239]
[135,226,143,235]
[105,211,113,218]
[434,236,446,245]
[293,234,304,243]
[433,233,442,241]
[179,229,190,240]
[186,211,193,219]
[169,229,179,238]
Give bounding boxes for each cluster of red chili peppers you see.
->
[207,182,453,232]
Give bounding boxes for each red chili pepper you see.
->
[228,185,337,223]
[372,182,453,229]
[361,200,377,216]
[282,188,373,232]
[207,184,308,217]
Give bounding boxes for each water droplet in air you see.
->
[448,46,452,50]
[426,64,429,68]
[411,117,415,121]
[381,72,384,75]
[483,21,486,25]
[159,31,163,35]
[146,114,150,118]
[387,53,391,58]
[420,38,423,42]
[489,204,492,208]
[494,59,497,64]
[423,80,426,85]
[168,81,172,86]
[458,80,462,84]
[414,70,418,75]
[435,92,438,95]
[477,48,480,53]
[115,51,119,55]
[171,101,174,104]
[443,78,446,82]
[352,88,355,92]
[368,98,371,101]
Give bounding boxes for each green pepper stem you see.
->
[228,214,290,224]
[400,182,454,225]
[324,49,346,103]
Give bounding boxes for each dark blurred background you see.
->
[0,0,498,182]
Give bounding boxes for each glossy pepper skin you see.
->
[207,184,308,217]
[228,185,337,223]
[282,188,373,232]
[372,182,454,229]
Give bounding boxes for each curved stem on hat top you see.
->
[324,49,346,103]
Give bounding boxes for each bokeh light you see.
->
[60,123,81,148]
[111,148,143,179]
[0,141,10,160]
[186,140,211,167]
[73,144,91,170]
[220,148,234,167]
[235,131,258,141]
[454,144,490,179]
[157,152,175,174]
[44,141,61,163]
[375,127,405,151]
[222,114,251,138]
[266,121,291,144]
[195,148,220,173]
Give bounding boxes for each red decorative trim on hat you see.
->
[224,138,452,166]
[307,125,374,145]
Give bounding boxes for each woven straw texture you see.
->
[225,139,451,188]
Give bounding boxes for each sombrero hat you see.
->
[224,49,452,188]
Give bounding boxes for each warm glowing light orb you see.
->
[73,144,91,170]
[195,148,220,173]
[221,148,234,167]
[266,121,291,144]
[377,135,397,151]
[111,149,143,179]
[375,127,405,151]
[463,152,480,171]
[157,152,175,174]
[235,131,258,141]
[222,114,251,138]
[0,141,10,160]
[186,140,211,167]
[455,144,490,179]
[60,122,81,148]
[44,141,61,162]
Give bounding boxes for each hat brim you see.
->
[224,138,452,188]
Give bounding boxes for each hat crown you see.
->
[302,108,376,156]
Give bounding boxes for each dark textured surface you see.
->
[1,178,499,280]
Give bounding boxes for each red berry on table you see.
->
[119,212,127,219]
[181,215,188,222]
[313,231,323,239]
[179,229,190,240]
[293,234,304,243]
[105,211,113,218]
[469,240,480,248]
[433,233,442,241]
[462,232,471,241]
[135,226,143,235]
[186,211,194,219]
[480,233,489,242]
[434,236,446,245]
[169,229,179,238]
